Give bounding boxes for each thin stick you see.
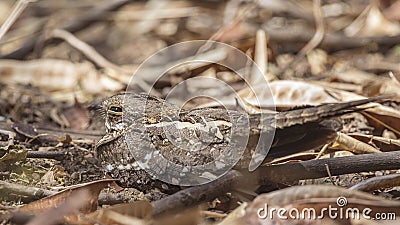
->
[350,173,400,192]
[334,132,381,154]
[0,180,124,205]
[0,0,35,41]
[298,0,324,56]
[253,151,400,185]
[49,29,130,75]
[26,151,65,160]
[324,163,335,185]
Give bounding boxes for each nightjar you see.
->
[95,93,383,193]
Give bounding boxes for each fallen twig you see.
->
[0,121,103,142]
[251,150,400,185]
[333,132,381,154]
[26,151,65,160]
[350,173,400,192]
[264,26,400,52]
[298,0,324,56]
[0,180,124,205]
[0,180,56,201]
[0,0,34,41]
[48,29,131,75]
[151,170,242,217]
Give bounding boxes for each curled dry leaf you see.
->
[198,80,372,111]
[331,132,381,154]
[268,80,339,106]
[334,68,378,85]
[24,189,91,225]
[348,133,400,152]
[236,80,339,112]
[0,145,27,163]
[344,3,400,37]
[41,165,67,186]
[334,67,400,98]
[379,75,400,98]
[361,110,400,137]
[80,200,152,225]
[0,59,124,94]
[20,179,116,218]
[219,185,400,225]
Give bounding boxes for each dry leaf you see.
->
[0,59,95,91]
[21,179,115,215]
[349,133,400,152]
[334,68,378,85]
[0,59,124,94]
[345,4,400,37]
[82,201,153,225]
[307,49,328,75]
[25,189,91,225]
[0,145,27,163]
[238,80,339,111]
[332,132,381,154]
[197,80,351,111]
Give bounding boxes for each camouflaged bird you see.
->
[95,93,383,193]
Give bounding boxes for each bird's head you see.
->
[100,93,179,133]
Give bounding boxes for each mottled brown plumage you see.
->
[95,93,383,192]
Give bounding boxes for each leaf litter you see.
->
[0,0,400,224]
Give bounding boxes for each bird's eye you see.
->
[109,106,123,114]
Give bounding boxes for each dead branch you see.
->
[251,150,400,185]
[151,170,242,217]
[0,121,103,142]
[265,26,400,52]
[26,151,65,160]
[152,151,400,216]
[0,180,56,201]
